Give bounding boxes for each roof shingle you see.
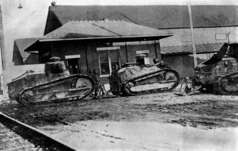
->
[43,20,173,39]
[49,5,238,30]
[161,43,224,55]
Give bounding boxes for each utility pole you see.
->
[0,3,4,96]
[187,0,197,67]
[226,32,231,44]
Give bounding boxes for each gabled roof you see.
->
[45,5,238,34]
[161,43,224,55]
[43,20,173,40]
[14,38,39,59]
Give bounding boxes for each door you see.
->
[67,58,80,74]
[66,55,81,74]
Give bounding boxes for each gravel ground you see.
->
[0,123,41,151]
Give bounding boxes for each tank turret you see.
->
[44,57,70,80]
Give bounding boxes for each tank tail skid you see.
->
[213,72,238,95]
[17,75,94,105]
[121,69,180,96]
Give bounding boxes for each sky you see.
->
[1,0,238,68]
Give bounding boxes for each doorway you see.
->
[65,55,81,74]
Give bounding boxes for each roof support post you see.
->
[125,42,129,62]
[154,41,158,59]
[84,45,89,71]
[154,40,162,60]
[0,6,5,70]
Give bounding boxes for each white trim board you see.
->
[65,55,81,59]
[97,47,120,51]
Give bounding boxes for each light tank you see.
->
[7,57,95,105]
[111,55,180,96]
[193,43,238,95]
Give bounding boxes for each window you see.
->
[181,35,192,42]
[215,33,227,40]
[97,47,120,76]
[136,50,149,57]
[99,51,110,75]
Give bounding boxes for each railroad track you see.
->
[0,112,78,151]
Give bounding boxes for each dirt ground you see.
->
[1,92,238,150]
[1,92,238,129]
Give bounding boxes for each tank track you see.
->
[213,72,238,95]
[17,75,95,105]
[121,69,180,96]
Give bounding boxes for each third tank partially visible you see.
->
[192,43,238,95]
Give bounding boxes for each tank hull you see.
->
[114,65,180,96]
[7,60,95,105]
[8,74,94,105]
[19,75,94,105]
[121,69,180,96]
[193,43,238,95]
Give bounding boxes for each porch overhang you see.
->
[39,35,172,42]
[25,20,173,52]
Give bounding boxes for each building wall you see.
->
[46,39,216,79]
[159,27,235,78]
[50,41,87,72]
[114,41,161,62]
[160,26,238,47]
[163,53,212,78]
[24,54,40,65]
[47,40,161,84]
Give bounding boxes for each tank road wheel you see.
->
[218,75,238,95]
[122,82,137,96]
[164,70,180,90]
[76,77,93,89]
[74,76,94,100]
[165,71,178,82]
[15,96,25,105]
[19,90,34,105]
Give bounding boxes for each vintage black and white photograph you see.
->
[0,0,238,150]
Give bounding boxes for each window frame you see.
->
[136,50,150,57]
[97,47,120,77]
[65,54,81,67]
